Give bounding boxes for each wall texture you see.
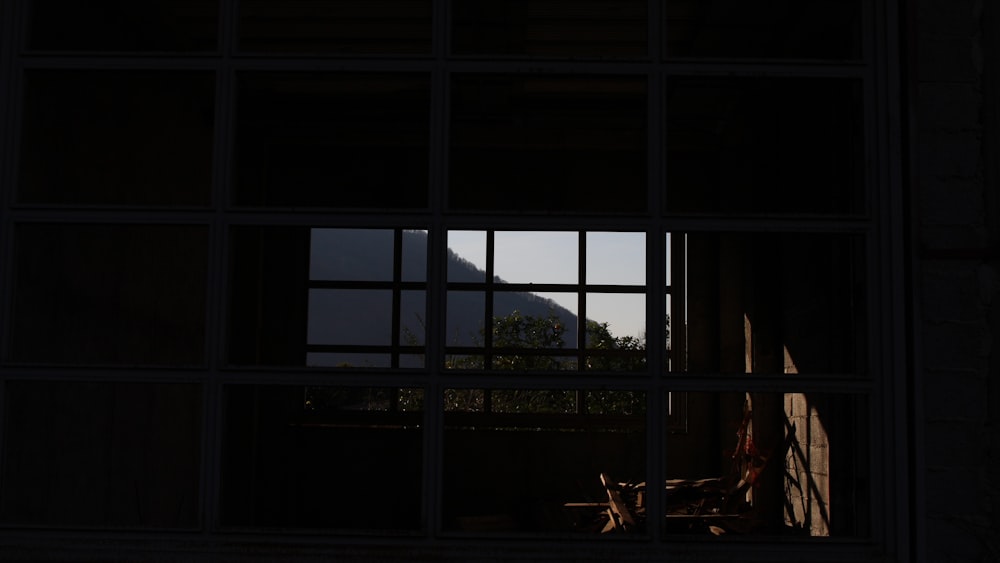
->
[914,0,1000,561]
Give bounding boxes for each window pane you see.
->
[587,232,645,286]
[230,227,425,367]
[585,293,646,371]
[672,233,866,375]
[18,71,214,206]
[443,388,646,534]
[308,289,393,346]
[494,231,577,285]
[664,391,869,537]
[10,224,208,365]
[400,290,426,345]
[447,293,582,370]
[451,0,647,58]
[310,228,394,281]
[664,0,862,60]
[234,73,430,208]
[0,382,201,528]
[221,385,422,530]
[447,230,487,282]
[239,0,431,54]
[665,77,864,214]
[493,294,578,371]
[26,0,218,52]
[402,230,428,282]
[450,74,646,213]
[446,291,486,349]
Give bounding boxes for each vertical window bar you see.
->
[484,229,496,370]
[392,229,404,369]
[577,230,587,370]
[577,230,588,410]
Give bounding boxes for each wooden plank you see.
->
[601,473,636,531]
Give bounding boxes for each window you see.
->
[18,70,215,206]
[445,230,646,371]
[449,74,647,213]
[10,224,209,366]
[234,72,431,208]
[1,382,201,528]
[0,0,905,559]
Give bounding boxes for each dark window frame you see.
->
[0,0,909,559]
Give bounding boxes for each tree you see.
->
[444,310,648,414]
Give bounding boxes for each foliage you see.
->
[446,309,646,372]
[444,310,648,415]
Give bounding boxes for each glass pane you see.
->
[10,224,208,365]
[446,291,486,349]
[585,293,646,372]
[665,77,864,214]
[450,74,646,213]
[27,0,218,52]
[310,228,394,281]
[18,71,214,206]
[308,289,393,345]
[665,293,675,370]
[494,231,577,284]
[451,0,647,58]
[492,294,578,371]
[1,382,201,528]
[445,388,484,411]
[234,73,430,208]
[586,293,645,344]
[239,0,431,54]
[665,232,673,286]
[443,388,646,534]
[448,230,487,282]
[489,389,576,414]
[665,0,862,60]
[400,290,426,345]
[586,390,646,415]
[221,385,422,530]
[587,232,645,286]
[674,233,866,375]
[447,292,579,370]
[664,391,869,538]
[402,230,428,282]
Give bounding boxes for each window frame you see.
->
[0,0,909,559]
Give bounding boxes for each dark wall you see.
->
[912,0,1000,560]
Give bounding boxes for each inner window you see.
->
[446,230,647,372]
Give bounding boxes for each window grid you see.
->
[304,228,427,369]
[444,229,648,373]
[0,0,907,559]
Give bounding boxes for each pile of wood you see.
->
[563,473,646,534]
[565,473,755,535]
